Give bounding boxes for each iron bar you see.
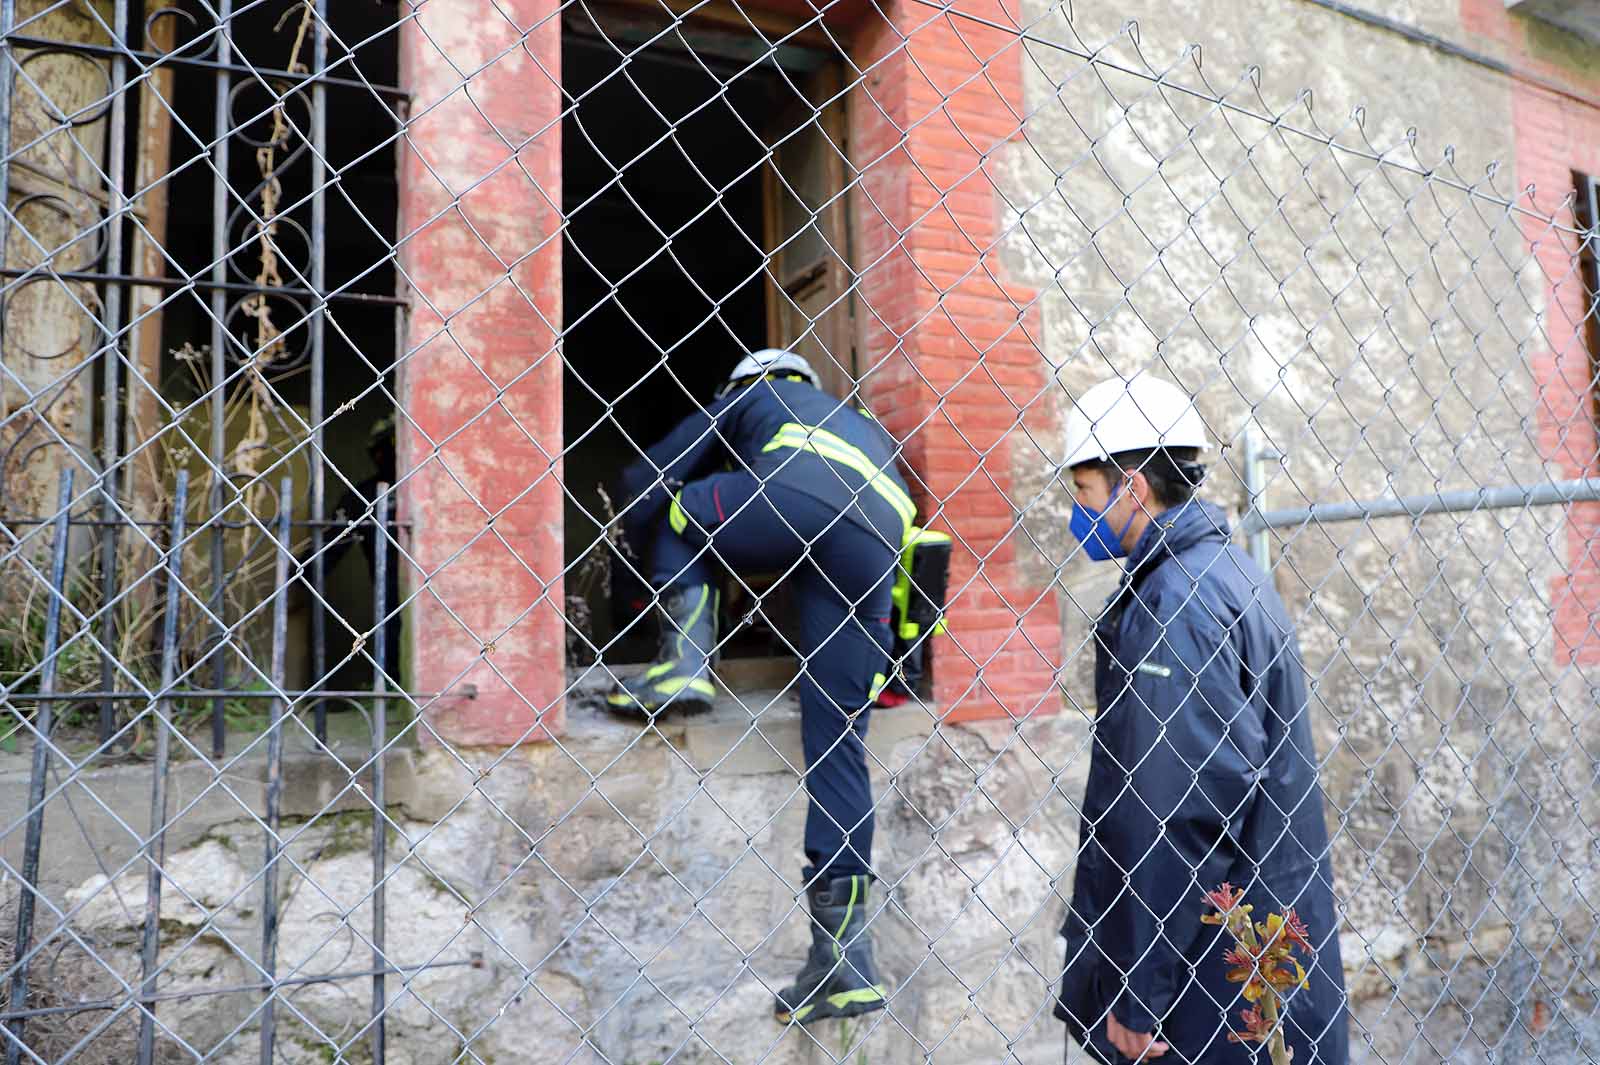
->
[0,33,409,99]
[0,0,16,273]
[207,0,233,762]
[135,469,187,1065]
[0,265,409,304]
[0,516,411,528]
[0,958,482,1022]
[96,0,132,746]
[370,484,389,1065]
[3,469,74,1065]
[257,477,291,1065]
[311,0,329,747]
[0,688,447,702]
[1240,477,1600,533]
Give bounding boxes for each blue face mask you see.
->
[1069,483,1138,561]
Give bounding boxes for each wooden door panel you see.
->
[763,65,853,399]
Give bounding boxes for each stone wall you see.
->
[37,701,1089,1065]
[991,2,1600,1057]
[37,682,1589,1063]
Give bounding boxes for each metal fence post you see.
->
[370,484,389,1065]
[258,477,292,1065]
[95,0,131,748]
[136,470,188,1065]
[4,469,74,1065]
[1242,425,1280,572]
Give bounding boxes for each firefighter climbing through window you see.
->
[606,347,927,1024]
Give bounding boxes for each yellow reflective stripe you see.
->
[891,525,918,632]
[870,672,888,699]
[833,875,860,960]
[669,492,688,535]
[604,676,715,708]
[826,986,887,1007]
[652,676,715,698]
[762,424,916,530]
[676,585,709,662]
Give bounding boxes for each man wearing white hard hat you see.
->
[1053,376,1348,1064]
[610,348,908,1025]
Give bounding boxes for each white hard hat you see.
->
[1062,374,1211,468]
[726,348,820,390]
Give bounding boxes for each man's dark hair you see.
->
[1081,446,1204,509]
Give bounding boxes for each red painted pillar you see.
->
[853,1,1062,722]
[397,0,566,744]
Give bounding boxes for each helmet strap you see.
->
[1171,460,1207,487]
[715,371,806,399]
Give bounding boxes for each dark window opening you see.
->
[1576,171,1600,433]
[155,0,401,692]
[561,9,843,677]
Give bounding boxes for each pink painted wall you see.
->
[397,0,566,744]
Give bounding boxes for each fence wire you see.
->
[1,0,1599,1062]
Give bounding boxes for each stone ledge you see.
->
[562,681,943,777]
[0,685,946,898]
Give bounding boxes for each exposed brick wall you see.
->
[398,0,1065,741]
[397,0,566,744]
[1460,0,1600,664]
[854,0,1062,722]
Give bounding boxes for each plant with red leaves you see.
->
[1201,884,1316,1065]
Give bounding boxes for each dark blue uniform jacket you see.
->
[616,378,910,552]
[1057,500,1348,1064]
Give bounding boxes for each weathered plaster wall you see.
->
[0,1,113,529]
[34,703,1088,1065]
[992,2,1600,1056]
[396,0,567,745]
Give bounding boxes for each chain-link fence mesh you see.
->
[2,0,1599,1062]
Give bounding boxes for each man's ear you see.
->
[1126,468,1153,509]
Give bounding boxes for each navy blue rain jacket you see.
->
[1056,500,1348,1064]
[615,378,910,551]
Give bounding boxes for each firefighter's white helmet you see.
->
[725,348,821,391]
[1062,374,1211,468]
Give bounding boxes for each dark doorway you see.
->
[561,9,840,669]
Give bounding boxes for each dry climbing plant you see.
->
[1204,884,1318,1064]
[229,1,313,518]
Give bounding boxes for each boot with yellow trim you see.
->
[774,870,888,1024]
[605,584,718,719]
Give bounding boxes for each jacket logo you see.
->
[1135,661,1172,679]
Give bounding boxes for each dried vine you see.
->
[232,0,314,514]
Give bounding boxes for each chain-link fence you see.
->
[3,0,1599,1062]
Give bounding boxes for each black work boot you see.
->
[605,584,717,719]
[774,870,888,1024]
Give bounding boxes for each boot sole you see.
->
[774,986,887,1025]
[601,694,714,721]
